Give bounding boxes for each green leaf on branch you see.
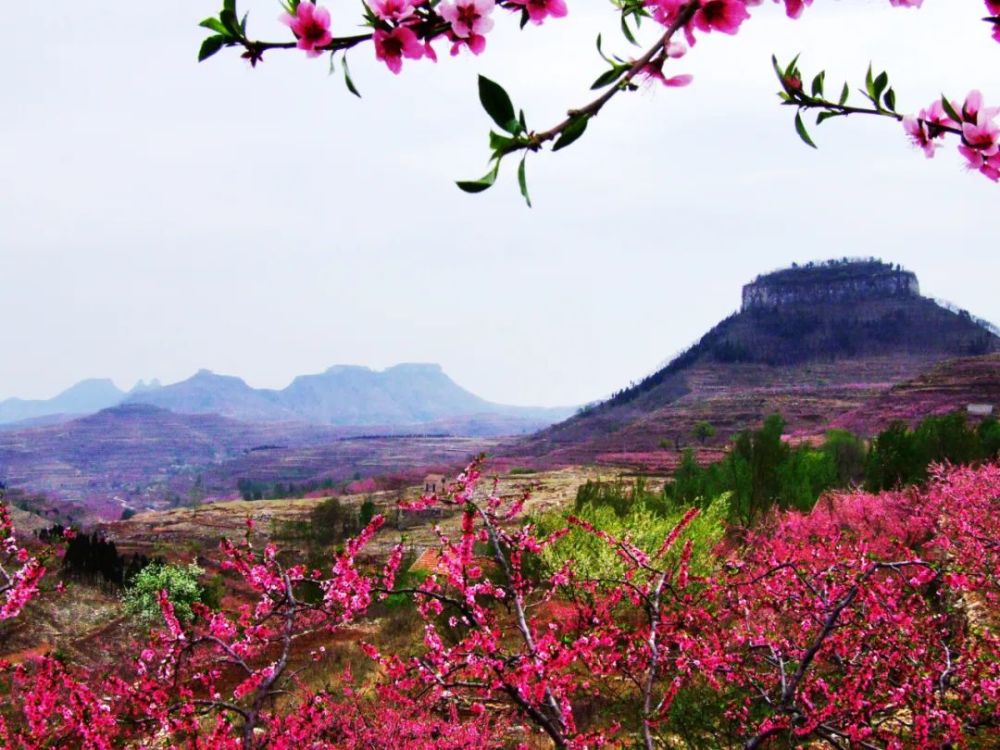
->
[620,15,638,45]
[343,55,361,98]
[518,156,531,207]
[591,67,625,90]
[839,82,850,105]
[553,115,589,151]
[771,54,784,81]
[816,110,841,125]
[811,71,825,98]
[489,131,518,154]
[456,161,501,194]
[941,96,962,124]
[198,35,228,62]
[199,17,229,35]
[784,54,800,79]
[872,71,888,105]
[220,9,241,38]
[794,111,817,149]
[596,34,611,63]
[883,87,896,112]
[478,76,519,135]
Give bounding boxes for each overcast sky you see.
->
[2,1,998,407]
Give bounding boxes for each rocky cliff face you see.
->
[742,260,919,311]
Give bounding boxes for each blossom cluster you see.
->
[905,89,1000,181]
[279,0,567,72]
[0,503,47,622]
[272,0,938,76]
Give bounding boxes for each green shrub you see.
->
[310,497,345,545]
[667,417,869,523]
[358,496,376,528]
[380,556,429,610]
[123,563,205,624]
[538,482,729,581]
[573,477,666,518]
[864,412,991,491]
[200,573,226,611]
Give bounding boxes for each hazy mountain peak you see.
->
[59,377,122,397]
[322,364,372,375]
[129,378,162,394]
[0,378,125,425]
[385,362,444,373]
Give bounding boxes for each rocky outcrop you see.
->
[742,259,919,311]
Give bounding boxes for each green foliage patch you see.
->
[123,562,207,625]
[535,478,729,581]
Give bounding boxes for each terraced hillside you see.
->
[831,354,1000,435]
[0,404,503,522]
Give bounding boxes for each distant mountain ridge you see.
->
[0,364,574,428]
[0,378,125,424]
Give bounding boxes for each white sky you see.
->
[2,1,998,407]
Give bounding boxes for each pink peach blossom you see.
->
[691,0,751,36]
[510,0,567,25]
[439,0,495,39]
[374,26,426,74]
[370,0,418,23]
[902,101,952,158]
[280,2,332,58]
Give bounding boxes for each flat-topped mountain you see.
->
[741,259,919,310]
[703,259,994,368]
[510,259,999,465]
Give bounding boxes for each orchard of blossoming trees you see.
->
[192,0,1000,201]
[1,459,998,748]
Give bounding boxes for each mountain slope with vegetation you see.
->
[511,259,999,466]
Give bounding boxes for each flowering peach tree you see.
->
[1,460,998,747]
[195,1,1000,202]
[0,503,56,623]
